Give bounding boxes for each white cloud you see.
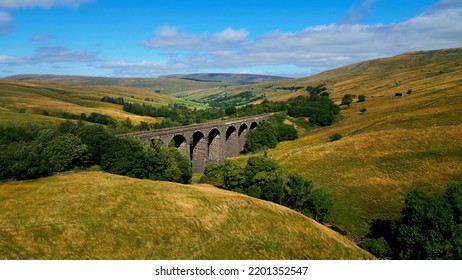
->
[141,26,249,51]
[27,46,98,63]
[0,54,22,63]
[101,60,188,77]
[211,27,249,44]
[140,26,208,50]
[131,4,462,77]
[431,0,462,10]
[0,0,93,9]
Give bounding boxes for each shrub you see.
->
[360,237,392,258]
[358,95,366,102]
[223,160,247,191]
[367,183,462,259]
[341,94,354,106]
[329,133,342,142]
[309,109,334,126]
[169,147,192,184]
[200,163,224,187]
[306,189,333,222]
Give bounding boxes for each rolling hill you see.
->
[263,48,462,237]
[1,47,461,251]
[5,73,289,95]
[223,48,461,238]
[0,79,180,127]
[0,171,373,260]
[162,73,289,84]
[176,48,462,103]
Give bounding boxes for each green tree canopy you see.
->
[43,133,88,172]
[341,94,354,106]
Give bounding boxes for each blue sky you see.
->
[0,0,461,78]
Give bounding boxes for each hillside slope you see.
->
[179,48,462,103]
[0,171,373,260]
[266,48,462,237]
[5,73,289,95]
[0,79,179,127]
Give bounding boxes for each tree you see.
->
[223,160,247,191]
[275,123,298,141]
[77,125,114,165]
[360,237,392,258]
[100,136,147,178]
[138,121,150,131]
[306,189,333,222]
[252,170,285,203]
[9,141,49,180]
[243,122,278,152]
[358,95,366,102]
[244,156,279,180]
[364,184,462,259]
[58,120,79,134]
[143,142,182,183]
[284,173,313,210]
[360,108,367,115]
[43,133,88,172]
[309,108,334,126]
[200,163,224,187]
[396,189,454,259]
[121,117,133,129]
[341,94,354,107]
[225,106,237,116]
[169,147,192,184]
[443,183,462,224]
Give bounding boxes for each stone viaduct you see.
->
[127,113,272,172]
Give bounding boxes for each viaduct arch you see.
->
[127,113,271,172]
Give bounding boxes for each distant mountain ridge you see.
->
[4,73,290,94]
[161,73,290,84]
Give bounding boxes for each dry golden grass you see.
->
[0,171,373,260]
[0,80,178,126]
[261,48,462,237]
[180,48,462,104]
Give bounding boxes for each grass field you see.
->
[6,73,289,96]
[265,48,462,237]
[177,48,462,103]
[0,80,180,127]
[0,171,373,260]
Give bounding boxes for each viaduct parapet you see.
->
[126,113,272,172]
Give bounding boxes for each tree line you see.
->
[199,156,333,222]
[100,83,340,130]
[0,122,191,183]
[361,184,462,259]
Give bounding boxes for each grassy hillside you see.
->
[5,73,289,95]
[2,47,460,245]
[0,171,373,260]
[179,48,462,103]
[163,73,289,85]
[0,79,180,127]
[264,48,462,237]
